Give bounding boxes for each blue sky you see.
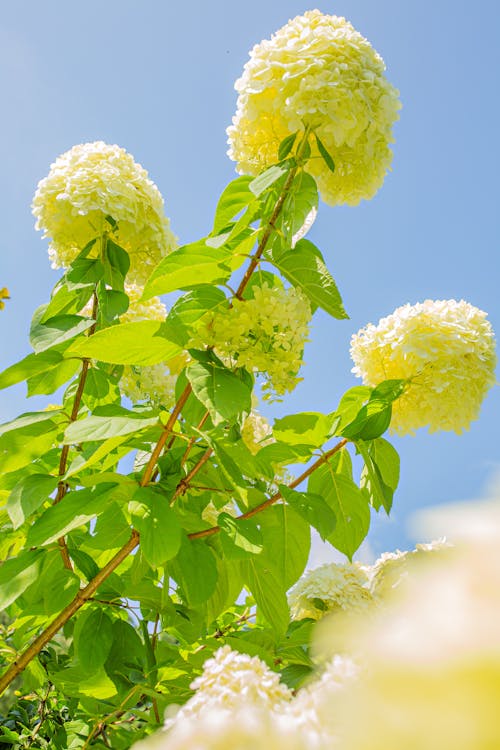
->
[0,0,498,560]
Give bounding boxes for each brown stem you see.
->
[0,531,139,697]
[171,447,213,504]
[188,438,348,540]
[54,291,98,569]
[140,384,192,486]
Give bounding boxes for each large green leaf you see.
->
[212,176,254,233]
[27,357,81,396]
[258,504,310,589]
[171,536,218,605]
[142,241,231,299]
[74,608,114,671]
[30,305,94,353]
[219,512,263,558]
[272,412,334,448]
[7,473,58,529]
[308,464,370,560]
[280,485,336,541]
[0,350,66,391]
[272,239,348,319]
[26,486,112,547]
[129,487,181,568]
[0,550,45,609]
[186,355,252,426]
[281,172,318,238]
[64,410,159,443]
[249,165,287,197]
[242,557,289,637]
[358,438,400,514]
[68,320,180,365]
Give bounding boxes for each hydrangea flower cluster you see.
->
[118,284,182,407]
[241,411,274,454]
[203,284,311,400]
[164,646,292,731]
[288,562,374,621]
[350,299,497,435]
[227,10,401,206]
[370,538,449,597]
[32,141,177,285]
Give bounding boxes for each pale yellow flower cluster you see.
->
[203,284,311,400]
[370,538,449,597]
[350,299,497,435]
[164,646,292,731]
[241,411,274,454]
[119,284,183,408]
[227,10,401,206]
[327,504,500,749]
[288,562,374,621]
[32,141,176,285]
[134,707,313,750]
[0,287,9,310]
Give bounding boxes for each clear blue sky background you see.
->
[0,0,498,561]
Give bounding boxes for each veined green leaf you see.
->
[0,549,45,609]
[249,164,287,197]
[30,305,94,353]
[171,536,218,605]
[272,412,334,448]
[186,356,252,426]
[7,473,58,529]
[27,357,81,396]
[129,487,181,568]
[219,512,263,558]
[142,241,231,299]
[358,438,400,514]
[258,504,310,589]
[242,557,289,636]
[308,463,370,560]
[74,608,114,671]
[164,286,227,347]
[68,320,181,365]
[213,175,254,233]
[314,133,336,173]
[64,410,159,443]
[280,485,336,541]
[0,350,66,391]
[272,239,348,320]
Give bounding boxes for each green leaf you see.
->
[7,473,58,529]
[75,608,114,671]
[66,258,104,286]
[130,487,181,568]
[308,464,370,560]
[219,512,263,558]
[259,504,310,589]
[272,412,334,448]
[103,238,130,290]
[332,386,371,432]
[341,399,392,441]
[64,410,159,443]
[278,132,298,161]
[0,409,62,439]
[26,486,110,547]
[371,379,406,403]
[272,239,348,319]
[142,241,231,299]
[249,164,287,197]
[164,286,227,347]
[30,305,94,353]
[212,176,254,233]
[51,665,117,700]
[68,320,181,365]
[314,133,336,173]
[41,280,94,321]
[186,356,252,426]
[0,550,45,609]
[0,350,66,390]
[280,485,336,541]
[171,536,218,605]
[98,288,130,321]
[26,357,81,396]
[81,366,121,410]
[358,438,400,514]
[242,557,289,636]
[282,171,318,238]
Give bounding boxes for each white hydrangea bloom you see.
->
[133,708,313,750]
[369,539,450,598]
[350,299,497,435]
[241,411,274,454]
[32,141,177,285]
[165,646,292,731]
[288,562,374,621]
